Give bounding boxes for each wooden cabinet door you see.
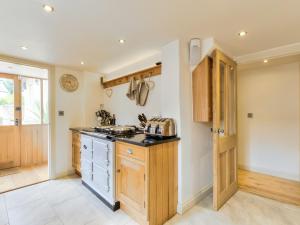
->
[72,132,81,172]
[212,49,238,210]
[192,56,213,122]
[116,155,146,216]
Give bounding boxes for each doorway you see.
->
[0,64,49,193]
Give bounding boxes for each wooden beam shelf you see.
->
[101,64,161,89]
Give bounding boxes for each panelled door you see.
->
[0,73,21,169]
[212,49,238,210]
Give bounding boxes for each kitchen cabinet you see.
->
[72,131,81,174]
[192,56,213,122]
[116,141,178,225]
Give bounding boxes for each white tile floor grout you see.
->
[0,175,299,225]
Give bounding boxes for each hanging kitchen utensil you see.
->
[126,77,137,100]
[136,79,149,106]
[146,73,155,90]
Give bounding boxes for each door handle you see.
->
[15,119,19,126]
[211,128,224,134]
[218,129,224,134]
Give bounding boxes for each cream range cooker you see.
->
[80,125,137,210]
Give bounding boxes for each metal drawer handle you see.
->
[127,149,133,155]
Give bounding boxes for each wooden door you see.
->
[116,155,146,216]
[0,73,20,169]
[20,77,48,166]
[212,50,238,210]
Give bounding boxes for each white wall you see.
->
[82,71,103,127]
[176,39,213,213]
[238,62,300,181]
[54,67,101,177]
[102,53,162,125]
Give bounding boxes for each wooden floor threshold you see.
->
[238,169,300,206]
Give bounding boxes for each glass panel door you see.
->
[0,77,15,125]
[21,77,41,125]
[0,73,20,169]
[42,80,49,124]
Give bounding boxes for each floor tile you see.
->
[0,196,8,225]
[53,196,99,225]
[4,184,44,209]
[40,180,81,206]
[7,198,57,225]
[1,175,299,225]
[45,218,64,225]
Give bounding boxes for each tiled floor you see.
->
[0,175,299,225]
[0,164,48,194]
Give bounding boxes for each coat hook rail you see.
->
[101,63,162,89]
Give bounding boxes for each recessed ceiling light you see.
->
[238,31,247,37]
[263,59,268,63]
[119,39,125,44]
[21,46,28,50]
[43,4,54,13]
[81,61,84,65]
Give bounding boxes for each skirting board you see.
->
[177,184,213,214]
[54,168,76,179]
[238,169,300,206]
[238,164,300,182]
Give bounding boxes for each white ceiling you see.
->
[1,0,300,73]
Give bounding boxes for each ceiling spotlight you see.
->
[43,5,54,13]
[81,61,84,65]
[263,59,268,63]
[238,31,247,37]
[21,46,28,50]
[119,39,125,44]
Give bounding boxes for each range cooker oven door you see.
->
[92,138,114,203]
[93,139,110,168]
[93,163,110,194]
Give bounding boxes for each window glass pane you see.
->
[43,80,49,124]
[22,78,41,125]
[228,66,236,135]
[219,62,225,136]
[0,78,14,125]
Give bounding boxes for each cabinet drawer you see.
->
[117,142,146,162]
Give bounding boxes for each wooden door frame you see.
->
[0,56,55,179]
[212,49,238,210]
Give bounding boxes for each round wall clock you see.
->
[59,74,79,92]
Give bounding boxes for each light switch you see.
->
[247,113,253,118]
[58,111,64,116]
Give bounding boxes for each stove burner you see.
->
[95,125,137,136]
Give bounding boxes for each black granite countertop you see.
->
[70,127,180,147]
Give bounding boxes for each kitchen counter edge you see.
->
[69,127,180,147]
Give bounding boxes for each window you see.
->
[0,78,14,125]
[43,80,49,124]
[21,78,41,125]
